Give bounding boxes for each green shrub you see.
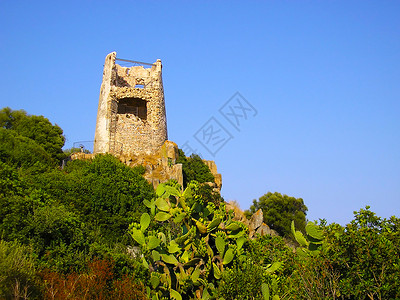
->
[0,240,40,299]
[176,149,214,188]
[217,258,265,299]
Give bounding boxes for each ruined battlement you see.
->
[91,52,221,191]
[93,52,167,156]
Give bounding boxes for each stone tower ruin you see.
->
[93,52,168,156]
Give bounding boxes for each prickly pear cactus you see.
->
[129,181,249,299]
[291,220,325,255]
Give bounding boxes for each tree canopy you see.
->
[248,192,308,238]
[0,107,65,163]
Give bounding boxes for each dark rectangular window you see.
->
[117,97,147,120]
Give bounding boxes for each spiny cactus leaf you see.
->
[152,250,160,261]
[266,262,282,274]
[185,258,201,267]
[203,207,211,218]
[157,232,166,243]
[306,221,324,240]
[202,287,211,300]
[207,242,214,257]
[140,213,151,231]
[130,228,145,246]
[155,212,171,222]
[308,238,323,245]
[179,197,187,209]
[261,283,270,300]
[227,230,245,239]
[161,253,179,265]
[170,289,182,300]
[192,202,202,213]
[191,267,200,282]
[143,199,153,208]
[215,236,225,256]
[155,183,166,197]
[309,243,321,252]
[236,236,246,250]
[150,275,160,289]
[142,257,149,269]
[155,198,170,212]
[182,186,192,198]
[225,222,241,231]
[181,250,190,263]
[148,235,161,249]
[212,263,222,279]
[175,228,193,245]
[207,217,222,232]
[196,220,207,234]
[144,200,156,216]
[296,247,309,257]
[294,230,308,247]
[174,213,186,224]
[168,240,181,253]
[223,248,235,265]
[164,185,181,198]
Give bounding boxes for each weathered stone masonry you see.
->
[91,52,221,190]
[94,52,167,156]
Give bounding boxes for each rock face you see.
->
[203,160,222,190]
[72,141,222,191]
[119,140,183,189]
[93,52,167,157]
[225,202,278,238]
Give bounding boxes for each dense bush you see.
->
[248,192,308,238]
[323,207,400,299]
[0,240,40,299]
[0,107,65,164]
[40,259,148,300]
[1,107,400,299]
[176,149,214,188]
[0,128,53,170]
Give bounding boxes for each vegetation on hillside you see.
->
[1,107,399,299]
[247,192,308,238]
[176,149,215,188]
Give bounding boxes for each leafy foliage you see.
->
[216,258,265,299]
[176,149,214,188]
[0,107,65,163]
[248,192,308,238]
[27,155,155,246]
[0,240,40,299]
[323,207,400,299]
[1,107,400,299]
[129,182,282,299]
[0,128,53,170]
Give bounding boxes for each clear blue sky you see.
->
[1,1,399,224]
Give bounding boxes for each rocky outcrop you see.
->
[203,160,222,191]
[71,140,222,193]
[119,140,183,189]
[226,201,278,238]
